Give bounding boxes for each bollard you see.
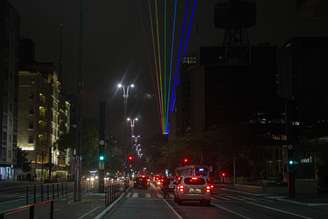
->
[105,189,108,206]
[33,185,36,204]
[50,200,54,219]
[29,205,35,219]
[47,184,50,200]
[110,185,112,203]
[26,185,29,205]
[52,184,55,199]
[57,184,59,199]
[41,184,44,201]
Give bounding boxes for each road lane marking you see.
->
[132,193,138,198]
[220,188,268,197]
[237,200,313,219]
[126,193,132,198]
[145,193,151,198]
[77,206,102,219]
[277,198,328,207]
[212,203,251,219]
[162,199,183,219]
[95,189,128,219]
[238,195,257,202]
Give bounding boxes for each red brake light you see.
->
[206,185,211,193]
[210,185,214,189]
[141,175,145,178]
[178,185,184,192]
[191,177,198,180]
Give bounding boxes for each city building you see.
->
[17,62,64,180]
[174,45,285,179]
[0,0,19,180]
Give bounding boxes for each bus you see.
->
[175,165,210,180]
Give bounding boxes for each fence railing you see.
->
[0,199,54,219]
[104,183,127,206]
[25,182,72,205]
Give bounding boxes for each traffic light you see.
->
[181,157,191,166]
[128,155,134,161]
[99,155,105,161]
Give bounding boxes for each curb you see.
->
[94,187,131,219]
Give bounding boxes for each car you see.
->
[134,176,148,189]
[174,176,211,206]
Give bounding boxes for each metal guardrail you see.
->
[25,183,71,205]
[0,199,54,219]
[104,183,127,206]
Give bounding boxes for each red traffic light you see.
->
[183,158,188,163]
[128,155,133,161]
[221,172,226,177]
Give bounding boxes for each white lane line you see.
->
[77,206,102,219]
[162,199,183,219]
[240,200,313,219]
[132,193,138,198]
[238,195,257,202]
[157,193,163,199]
[145,193,151,198]
[277,198,328,207]
[220,188,268,197]
[94,192,126,219]
[126,192,132,198]
[217,196,231,201]
[212,203,251,219]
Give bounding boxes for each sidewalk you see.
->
[3,193,106,219]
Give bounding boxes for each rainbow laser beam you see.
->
[146,0,197,135]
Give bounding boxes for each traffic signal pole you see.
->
[98,102,107,193]
[286,98,296,199]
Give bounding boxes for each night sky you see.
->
[8,0,328,139]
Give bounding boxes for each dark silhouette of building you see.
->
[0,0,19,180]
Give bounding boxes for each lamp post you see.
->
[127,117,138,137]
[117,83,135,120]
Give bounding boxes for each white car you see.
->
[174,176,211,206]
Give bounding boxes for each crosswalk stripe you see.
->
[145,193,151,198]
[132,193,138,198]
[126,193,132,198]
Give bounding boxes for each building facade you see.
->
[0,0,19,180]
[17,63,64,180]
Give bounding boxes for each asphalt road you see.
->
[104,183,328,219]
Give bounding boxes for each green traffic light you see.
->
[99,155,105,161]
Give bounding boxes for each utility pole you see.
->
[74,0,84,202]
[98,102,107,193]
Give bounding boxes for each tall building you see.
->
[174,45,285,178]
[0,0,19,180]
[17,63,62,180]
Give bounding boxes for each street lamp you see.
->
[131,135,141,144]
[127,117,138,137]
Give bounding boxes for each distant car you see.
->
[174,176,211,206]
[134,176,148,189]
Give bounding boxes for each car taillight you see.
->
[210,184,214,189]
[157,181,161,185]
[178,185,184,192]
[206,186,211,193]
